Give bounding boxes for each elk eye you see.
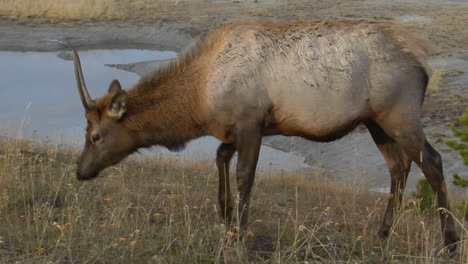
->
[92,134,101,143]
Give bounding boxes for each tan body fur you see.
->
[120,21,427,144]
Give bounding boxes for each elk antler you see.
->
[72,48,95,111]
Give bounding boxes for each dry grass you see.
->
[0,0,131,21]
[428,68,446,94]
[0,0,232,22]
[0,135,467,263]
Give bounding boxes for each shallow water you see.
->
[0,50,175,139]
[0,50,307,172]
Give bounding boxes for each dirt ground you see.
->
[0,0,467,188]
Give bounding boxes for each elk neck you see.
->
[122,59,209,151]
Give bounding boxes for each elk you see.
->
[72,20,459,251]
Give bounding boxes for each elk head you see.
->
[72,49,138,180]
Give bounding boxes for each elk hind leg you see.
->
[376,113,459,251]
[417,140,459,251]
[365,120,412,239]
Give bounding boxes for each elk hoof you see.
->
[377,228,390,239]
[445,232,460,252]
[445,243,457,253]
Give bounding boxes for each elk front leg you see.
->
[235,121,262,231]
[216,143,236,221]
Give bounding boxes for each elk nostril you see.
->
[76,170,98,181]
[76,170,90,181]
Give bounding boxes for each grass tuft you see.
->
[427,68,446,94]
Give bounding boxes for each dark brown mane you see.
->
[134,36,208,93]
[121,34,212,128]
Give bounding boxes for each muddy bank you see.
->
[106,59,172,77]
[1,0,467,54]
[0,19,193,52]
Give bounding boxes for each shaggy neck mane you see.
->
[121,35,217,151]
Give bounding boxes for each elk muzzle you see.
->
[76,142,102,181]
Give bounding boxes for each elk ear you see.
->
[107,80,127,120]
